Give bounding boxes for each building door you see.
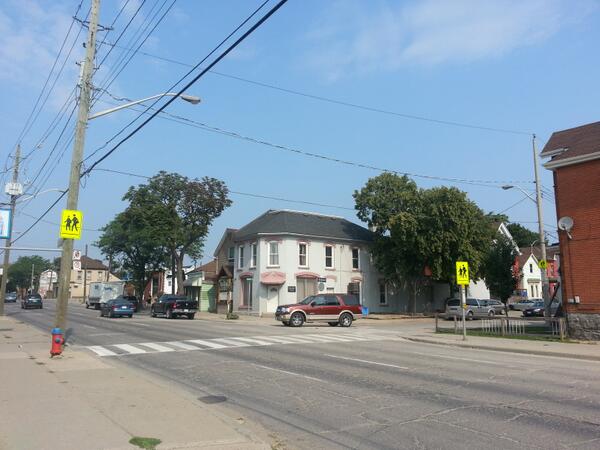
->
[297,277,317,302]
[242,278,253,308]
[347,282,361,304]
[266,286,279,313]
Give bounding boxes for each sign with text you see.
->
[455,261,470,286]
[0,209,12,239]
[287,286,296,293]
[60,209,83,239]
[73,260,82,271]
[73,250,82,261]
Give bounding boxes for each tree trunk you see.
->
[176,251,185,295]
[171,252,176,294]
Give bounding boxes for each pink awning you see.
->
[295,271,320,279]
[261,271,286,285]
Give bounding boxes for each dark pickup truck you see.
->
[150,294,198,320]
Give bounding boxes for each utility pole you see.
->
[55,0,100,331]
[532,134,550,317]
[82,244,88,303]
[0,144,21,315]
[30,263,35,293]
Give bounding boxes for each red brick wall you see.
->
[554,159,600,313]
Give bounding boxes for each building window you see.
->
[379,282,387,305]
[352,248,359,270]
[325,245,334,268]
[269,242,279,266]
[250,243,257,268]
[298,243,307,267]
[76,271,82,282]
[86,271,91,280]
[529,263,533,273]
[228,247,235,264]
[238,246,244,269]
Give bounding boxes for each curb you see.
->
[403,336,600,362]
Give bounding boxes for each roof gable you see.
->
[541,121,600,169]
[234,210,374,242]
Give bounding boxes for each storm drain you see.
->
[198,395,227,404]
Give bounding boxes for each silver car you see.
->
[446,298,504,319]
[511,298,539,311]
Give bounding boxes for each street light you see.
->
[501,185,536,203]
[88,92,201,120]
[15,188,67,204]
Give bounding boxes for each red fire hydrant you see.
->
[50,327,64,357]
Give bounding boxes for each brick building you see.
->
[541,121,600,339]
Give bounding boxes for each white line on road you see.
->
[325,354,410,370]
[211,338,252,347]
[138,342,175,352]
[187,339,228,349]
[253,364,327,383]
[232,337,274,345]
[127,322,150,327]
[87,345,117,357]
[166,341,202,351]
[88,332,125,337]
[410,351,504,366]
[114,344,147,354]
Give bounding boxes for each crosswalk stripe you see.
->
[255,335,307,344]
[231,337,274,345]
[88,345,117,356]
[211,338,251,347]
[186,339,229,349]
[114,344,147,354]
[166,341,202,351]
[305,334,367,342]
[138,342,175,352]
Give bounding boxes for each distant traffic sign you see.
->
[456,261,469,285]
[0,209,12,239]
[538,259,547,270]
[60,209,83,240]
[73,260,82,271]
[73,250,82,260]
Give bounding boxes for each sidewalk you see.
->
[0,316,272,450]
[402,329,600,362]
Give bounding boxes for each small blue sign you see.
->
[0,209,12,240]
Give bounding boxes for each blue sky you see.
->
[1,0,599,264]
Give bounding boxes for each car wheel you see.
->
[289,312,304,327]
[328,322,339,327]
[166,309,173,319]
[108,310,113,318]
[467,311,474,321]
[151,307,156,318]
[187,313,195,320]
[488,310,495,318]
[85,303,89,309]
[339,313,353,327]
[100,311,104,317]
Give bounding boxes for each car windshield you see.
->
[532,301,545,307]
[446,299,460,306]
[299,296,314,305]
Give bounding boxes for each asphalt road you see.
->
[7,300,600,450]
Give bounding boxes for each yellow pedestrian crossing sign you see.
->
[456,261,469,285]
[60,209,83,240]
[538,259,547,269]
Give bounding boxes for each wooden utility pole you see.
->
[0,144,21,315]
[54,0,100,330]
[82,244,88,303]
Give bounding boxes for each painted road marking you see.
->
[88,345,118,356]
[253,364,327,383]
[211,338,252,347]
[113,344,147,354]
[325,354,410,370]
[138,342,175,352]
[187,339,229,349]
[166,341,202,351]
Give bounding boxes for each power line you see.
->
[95,93,534,188]
[81,0,283,174]
[497,196,530,215]
[102,41,533,137]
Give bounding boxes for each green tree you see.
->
[124,171,232,294]
[506,223,539,248]
[354,174,493,312]
[97,206,168,304]
[483,232,519,313]
[7,255,51,293]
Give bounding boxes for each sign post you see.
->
[456,261,470,340]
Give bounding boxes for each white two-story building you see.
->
[227,210,380,315]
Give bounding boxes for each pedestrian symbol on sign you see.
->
[456,261,470,285]
[60,209,83,240]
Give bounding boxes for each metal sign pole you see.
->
[461,285,467,340]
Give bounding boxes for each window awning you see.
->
[295,271,320,279]
[261,271,286,285]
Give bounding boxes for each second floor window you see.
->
[269,242,279,266]
[238,246,244,268]
[352,248,359,269]
[250,243,257,268]
[228,247,235,264]
[529,263,533,273]
[325,245,334,268]
[298,243,307,267]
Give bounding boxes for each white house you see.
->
[516,251,543,298]
[229,210,380,315]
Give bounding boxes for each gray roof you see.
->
[234,210,374,242]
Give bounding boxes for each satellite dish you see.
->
[558,216,574,232]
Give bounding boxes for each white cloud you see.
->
[0,0,83,108]
[305,0,597,80]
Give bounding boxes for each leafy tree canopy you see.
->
[483,232,519,305]
[7,255,51,292]
[506,223,539,248]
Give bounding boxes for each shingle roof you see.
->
[234,210,374,242]
[541,121,600,165]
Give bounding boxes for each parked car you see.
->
[21,293,43,309]
[275,293,362,327]
[4,292,17,303]
[510,298,539,311]
[150,294,198,319]
[114,295,139,312]
[445,298,503,320]
[522,300,560,317]
[522,301,545,317]
[100,298,135,318]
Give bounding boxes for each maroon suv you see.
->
[275,293,362,327]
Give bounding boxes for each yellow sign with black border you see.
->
[60,209,83,239]
[456,261,469,286]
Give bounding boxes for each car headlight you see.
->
[280,307,288,313]
[533,308,542,312]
